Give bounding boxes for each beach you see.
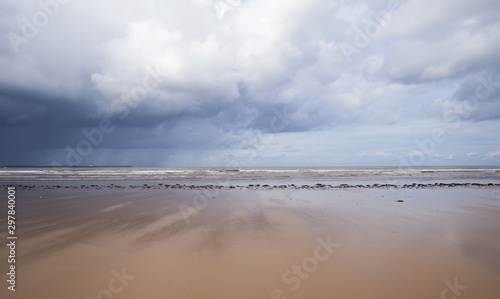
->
[1,167,500,298]
[2,0,500,297]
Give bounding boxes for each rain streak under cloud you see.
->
[1,0,500,167]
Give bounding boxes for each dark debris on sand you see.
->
[4,182,500,191]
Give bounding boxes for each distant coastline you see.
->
[1,165,133,168]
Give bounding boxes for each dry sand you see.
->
[1,187,500,298]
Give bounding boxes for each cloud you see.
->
[488,150,500,158]
[430,72,500,123]
[1,0,500,166]
[379,0,500,83]
[375,151,392,157]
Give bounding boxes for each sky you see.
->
[1,0,500,167]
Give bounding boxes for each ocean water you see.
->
[1,166,499,186]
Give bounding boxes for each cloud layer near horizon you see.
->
[1,0,500,166]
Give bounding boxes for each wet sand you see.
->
[1,186,500,298]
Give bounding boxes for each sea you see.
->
[1,166,499,187]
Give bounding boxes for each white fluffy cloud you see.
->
[89,0,353,118]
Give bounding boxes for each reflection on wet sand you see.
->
[1,187,500,298]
